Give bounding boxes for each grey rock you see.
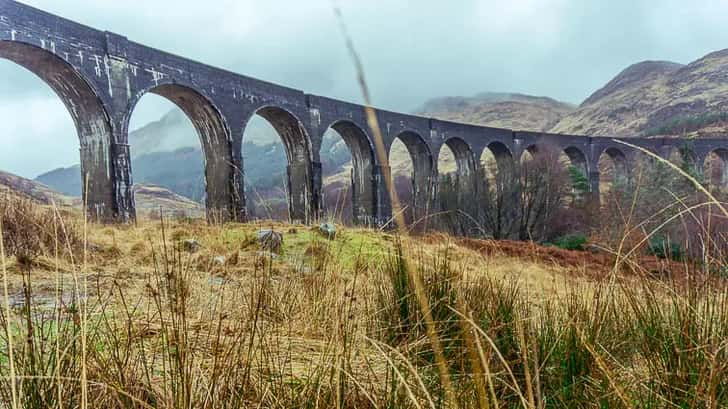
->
[257,230,284,254]
[183,239,202,253]
[319,222,337,240]
[256,251,279,260]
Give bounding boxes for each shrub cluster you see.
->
[0,194,81,263]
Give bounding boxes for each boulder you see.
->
[319,222,337,240]
[182,239,201,253]
[257,230,284,254]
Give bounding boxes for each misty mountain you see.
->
[1,168,204,218]
[417,92,576,132]
[37,113,353,203]
[129,109,281,158]
[419,49,728,139]
[552,49,728,137]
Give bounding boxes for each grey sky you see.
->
[2,0,728,177]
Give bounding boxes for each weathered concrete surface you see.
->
[1,0,727,225]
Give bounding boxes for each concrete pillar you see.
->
[287,161,318,224]
[412,168,437,230]
[694,153,707,181]
[229,135,247,222]
[349,164,377,227]
[311,160,323,222]
[373,164,393,227]
[588,170,601,206]
[110,142,135,222]
[78,139,121,223]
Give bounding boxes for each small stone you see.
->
[256,251,279,260]
[87,243,103,253]
[213,256,226,266]
[257,230,284,254]
[208,276,226,286]
[182,239,201,253]
[319,222,337,240]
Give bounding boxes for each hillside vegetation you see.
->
[422,49,728,138]
[417,92,576,131]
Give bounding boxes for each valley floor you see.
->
[0,215,726,408]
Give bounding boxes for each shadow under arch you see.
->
[665,144,701,176]
[0,40,119,220]
[599,147,629,194]
[441,137,478,196]
[325,120,377,226]
[391,130,434,228]
[243,105,315,223]
[563,146,589,176]
[484,141,515,178]
[437,137,479,235]
[704,148,728,190]
[126,83,236,222]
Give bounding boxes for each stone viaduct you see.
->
[1,0,727,225]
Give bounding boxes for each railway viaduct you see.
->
[1,0,727,224]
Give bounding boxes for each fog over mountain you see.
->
[3,0,728,178]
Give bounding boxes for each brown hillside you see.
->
[552,50,728,137]
[418,92,575,132]
[0,169,204,218]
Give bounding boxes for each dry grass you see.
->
[0,198,725,408]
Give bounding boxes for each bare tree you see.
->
[438,145,574,241]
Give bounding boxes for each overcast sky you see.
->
[2,0,728,177]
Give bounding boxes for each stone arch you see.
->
[441,137,477,193]
[486,142,515,168]
[520,143,551,174]
[243,105,315,223]
[598,147,629,197]
[704,148,728,190]
[126,84,235,222]
[563,146,588,176]
[323,120,377,225]
[437,137,479,234]
[665,144,700,176]
[522,144,539,160]
[481,141,515,183]
[560,146,590,201]
[0,40,120,221]
[391,130,434,226]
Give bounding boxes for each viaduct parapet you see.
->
[1,0,727,224]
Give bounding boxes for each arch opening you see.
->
[704,148,728,193]
[440,138,477,193]
[438,138,477,235]
[320,121,376,226]
[563,147,588,177]
[562,147,589,203]
[128,84,234,222]
[0,40,117,220]
[477,142,517,239]
[518,144,571,241]
[390,131,434,228]
[666,145,701,176]
[598,147,628,202]
[242,106,314,223]
[520,146,537,165]
[126,94,207,220]
[486,142,515,177]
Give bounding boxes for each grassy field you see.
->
[0,198,726,408]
